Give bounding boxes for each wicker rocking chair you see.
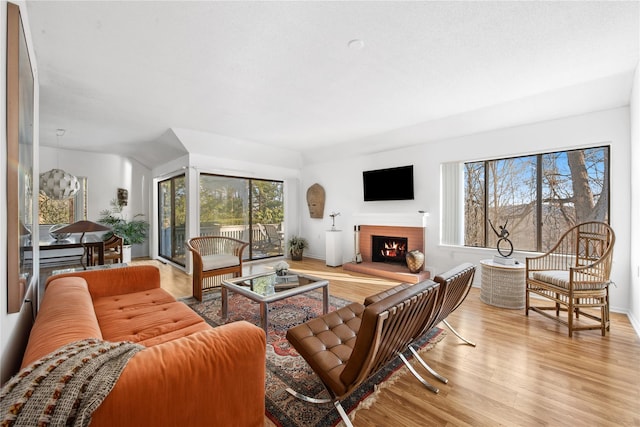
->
[525,221,615,337]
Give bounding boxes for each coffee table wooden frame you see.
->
[221,270,329,335]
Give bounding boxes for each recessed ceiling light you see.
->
[348,39,365,50]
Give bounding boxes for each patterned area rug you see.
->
[184,290,445,427]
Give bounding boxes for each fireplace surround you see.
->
[343,225,430,283]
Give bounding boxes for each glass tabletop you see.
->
[223,270,326,299]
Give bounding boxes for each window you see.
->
[38,177,88,225]
[462,146,609,253]
[158,175,186,266]
[200,174,284,260]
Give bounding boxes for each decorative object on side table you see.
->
[405,249,425,273]
[49,223,71,240]
[329,211,340,230]
[287,235,308,261]
[253,273,276,296]
[489,218,516,265]
[274,261,290,276]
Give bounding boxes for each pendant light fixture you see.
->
[39,129,80,200]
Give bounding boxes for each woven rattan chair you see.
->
[186,236,249,301]
[285,279,441,427]
[525,221,615,337]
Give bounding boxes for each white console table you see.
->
[325,230,343,267]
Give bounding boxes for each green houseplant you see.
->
[98,199,149,253]
[287,235,308,261]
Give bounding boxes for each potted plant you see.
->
[287,235,308,261]
[98,199,149,263]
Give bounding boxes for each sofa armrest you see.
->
[46,265,161,299]
[90,321,266,427]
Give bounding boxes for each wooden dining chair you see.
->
[90,234,124,265]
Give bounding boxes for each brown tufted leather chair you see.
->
[363,263,477,391]
[286,279,440,427]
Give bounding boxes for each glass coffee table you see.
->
[221,271,329,335]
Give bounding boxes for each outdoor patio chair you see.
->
[255,223,283,255]
[187,236,249,301]
[525,221,615,337]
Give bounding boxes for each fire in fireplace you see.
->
[371,235,408,263]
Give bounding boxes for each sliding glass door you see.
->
[158,174,186,265]
[200,174,284,260]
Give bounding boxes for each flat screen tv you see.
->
[363,165,414,201]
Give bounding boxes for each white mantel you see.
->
[352,212,429,228]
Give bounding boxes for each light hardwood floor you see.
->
[133,258,640,426]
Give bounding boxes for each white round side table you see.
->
[480,259,526,309]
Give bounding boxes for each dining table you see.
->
[38,234,105,266]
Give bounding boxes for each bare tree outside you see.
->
[486,156,537,251]
[464,146,609,253]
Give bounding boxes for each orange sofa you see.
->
[21,265,266,426]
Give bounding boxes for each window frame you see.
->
[461,145,610,253]
[199,173,284,261]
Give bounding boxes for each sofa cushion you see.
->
[531,270,608,290]
[202,254,239,271]
[21,278,103,368]
[93,288,211,346]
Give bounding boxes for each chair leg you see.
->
[606,288,611,332]
[193,276,202,301]
[285,388,354,427]
[398,352,439,394]
[408,345,448,384]
[333,401,354,427]
[285,387,331,404]
[568,298,574,338]
[442,319,476,347]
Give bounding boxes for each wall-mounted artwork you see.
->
[6,3,35,313]
[306,183,325,219]
[117,187,129,206]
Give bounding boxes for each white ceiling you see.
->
[26,1,640,168]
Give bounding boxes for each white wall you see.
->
[629,62,640,334]
[302,107,632,314]
[39,146,152,257]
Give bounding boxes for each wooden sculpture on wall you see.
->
[306,183,325,218]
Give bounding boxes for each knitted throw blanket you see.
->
[1,338,144,427]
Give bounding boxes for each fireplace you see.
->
[343,224,430,284]
[371,235,408,263]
